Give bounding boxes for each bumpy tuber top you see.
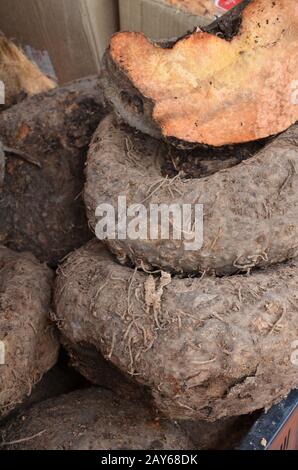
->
[105,0,298,146]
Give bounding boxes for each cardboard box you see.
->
[165,1,243,18]
[119,0,211,40]
[0,0,119,83]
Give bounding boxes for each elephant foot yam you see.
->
[0,77,107,265]
[182,412,259,449]
[61,337,148,402]
[102,0,298,147]
[85,114,298,275]
[0,388,193,450]
[54,241,298,421]
[0,247,59,418]
[166,0,244,18]
[0,34,56,110]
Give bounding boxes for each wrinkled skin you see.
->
[0,246,59,418]
[102,0,298,147]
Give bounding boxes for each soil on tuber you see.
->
[54,241,298,421]
[0,388,193,450]
[101,0,298,147]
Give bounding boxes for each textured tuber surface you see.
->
[0,34,56,110]
[0,388,192,450]
[102,0,298,147]
[0,246,59,418]
[54,241,298,421]
[0,77,106,265]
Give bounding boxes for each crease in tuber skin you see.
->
[0,76,107,265]
[0,388,193,450]
[102,0,298,147]
[0,141,5,187]
[2,146,41,167]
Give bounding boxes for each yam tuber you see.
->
[85,114,298,275]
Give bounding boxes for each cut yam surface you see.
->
[102,0,298,147]
[58,338,258,448]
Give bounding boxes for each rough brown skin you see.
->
[166,0,245,18]
[166,0,221,17]
[0,246,59,418]
[85,114,298,275]
[0,77,106,265]
[0,362,88,428]
[0,388,193,450]
[0,34,56,110]
[181,412,259,449]
[54,241,298,421]
[101,0,298,147]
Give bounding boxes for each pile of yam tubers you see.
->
[0,0,297,450]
